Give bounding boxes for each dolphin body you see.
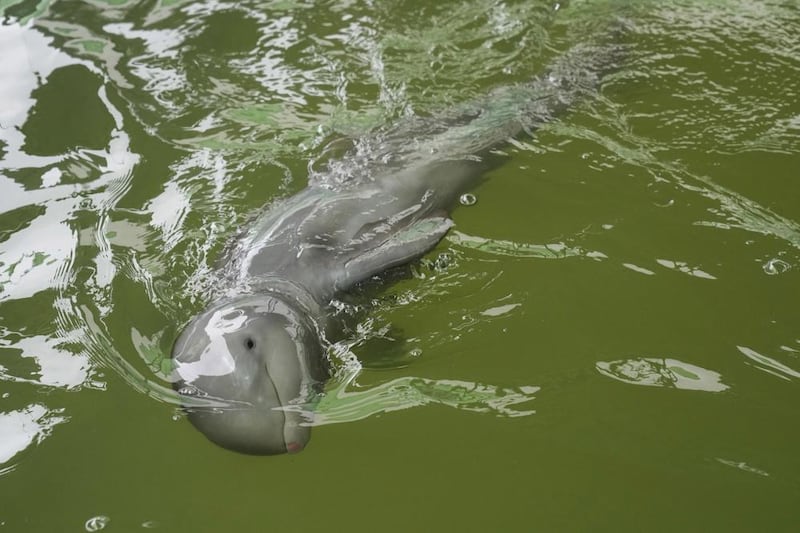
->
[172,40,620,454]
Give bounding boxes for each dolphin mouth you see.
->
[262,367,292,453]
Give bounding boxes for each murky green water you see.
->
[1,0,799,530]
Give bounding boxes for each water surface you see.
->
[1,0,799,530]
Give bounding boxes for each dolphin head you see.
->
[171,292,328,455]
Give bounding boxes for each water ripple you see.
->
[307,367,538,426]
[596,357,729,392]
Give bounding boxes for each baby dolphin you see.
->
[171,40,621,454]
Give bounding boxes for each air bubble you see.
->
[459,193,477,206]
[178,385,198,396]
[433,252,453,270]
[763,258,790,275]
[85,516,110,531]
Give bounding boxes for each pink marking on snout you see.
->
[286,441,304,454]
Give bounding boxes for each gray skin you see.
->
[171,41,619,455]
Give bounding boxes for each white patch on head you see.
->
[175,309,247,383]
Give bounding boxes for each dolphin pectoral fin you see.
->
[338,216,454,289]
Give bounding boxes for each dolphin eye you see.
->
[245,338,255,350]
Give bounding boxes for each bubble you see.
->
[763,258,790,275]
[459,193,477,206]
[433,252,453,270]
[85,516,110,531]
[178,384,205,397]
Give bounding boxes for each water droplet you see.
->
[142,520,159,529]
[763,258,790,275]
[85,516,110,531]
[2,392,9,399]
[409,348,422,358]
[459,193,477,206]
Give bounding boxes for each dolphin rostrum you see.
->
[171,39,621,454]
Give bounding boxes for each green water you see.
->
[1,0,799,530]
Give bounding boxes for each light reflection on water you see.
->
[596,357,729,392]
[0,19,139,469]
[0,404,67,469]
[738,345,800,382]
